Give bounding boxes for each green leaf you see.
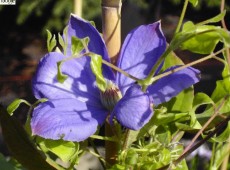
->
[222,59,230,79]
[197,10,226,26]
[211,80,230,104]
[210,121,230,143]
[7,99,31,115]
[37,138,80,163]
[192,93,213,127]
[192,93,214,111]
[71,37,89,56]
[153,112,189,126]
[0,105,56,170]
[188,0,198,7]
[181,24,229,54]
[171,21,230,54]
[46,30,56,52]
[57,33,65,51]
[155,126,171,144]
[62,26,68,55]
[196,97,230,129]
[181,31,219,54]
[175,122,199,132]
[164,87,194,112]
[89,53,106,92]
[57,61,68,83]
[161,51,184,72]
[90,21,96,28]
[195,78,230,127]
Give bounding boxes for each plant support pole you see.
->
[74,0,82,17]
[102,0,122,166]
[102,0,121,65]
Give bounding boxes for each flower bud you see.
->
[100,81,122,111]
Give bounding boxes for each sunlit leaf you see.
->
[57,61,68,83]
[197,10,226,26]
[89,53,106,92]
[175,122,199,132]
[153,112,189,126]
[188,0,198,7]
[210,122,230,143]
[46,30,56,52]
[181,23,230,54]
[164,87,194,112]
[171,22,230,54]
[155,125,171,144]
[62,26,68,55]
[7,99,31,116]
[58,33,65,51]
[37,138,80,163]
[192,93,214,111]
[90,21,96,28]
[161,51,184,72]
[71,37,89,56]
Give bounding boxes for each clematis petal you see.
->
[33,52,102,106]
[66,14,114,80]
[148,66,201,106]
[31,98,108,142]
[110,85,153,130]
[116,21,166,94]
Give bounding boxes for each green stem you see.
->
[101,59,140,81]
[175,0,189,34]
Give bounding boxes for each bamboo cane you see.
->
[73,0,82,17]
[101,0,122,167]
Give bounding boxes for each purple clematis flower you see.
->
[31,14,200,142]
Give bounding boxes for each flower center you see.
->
[100,81,122,111]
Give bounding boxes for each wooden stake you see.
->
[101,0,122,167]
[73,0,82,17]
[102,0,121,65]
